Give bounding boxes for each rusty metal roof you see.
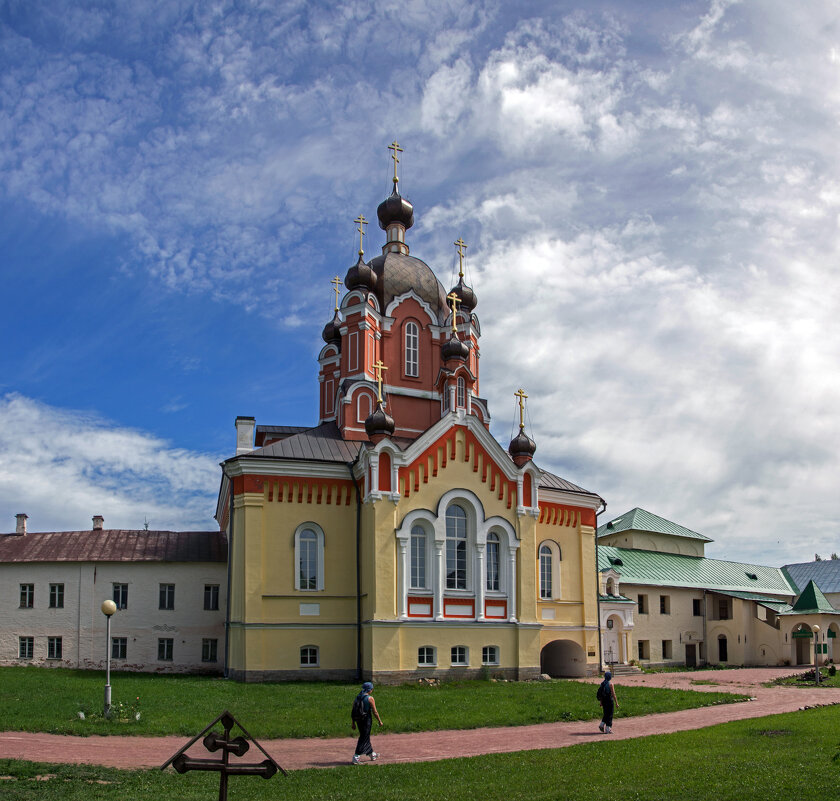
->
[0,529,227,563]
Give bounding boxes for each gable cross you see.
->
[514,388,528,431]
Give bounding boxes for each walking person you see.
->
[351,681,383,764]
[597,670,619,733]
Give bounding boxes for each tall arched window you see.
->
[486,532,500,591]
[299,530,318,590]
[410,525,427,589]
[457,376,465,407]
[405,321,419,377]
[446,505,467,589]
[539,543,553,599]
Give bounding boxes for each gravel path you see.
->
[1,668,837,771]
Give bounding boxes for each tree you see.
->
[815,554,822,561]
[831,553,839,560]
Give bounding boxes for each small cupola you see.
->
[344,213,377,292]
[365,401,395,443]
[447,237,477,312]
[441,333,470,362]
[377,141,414,255]
[322,309,342,345]
[508,388,536,467]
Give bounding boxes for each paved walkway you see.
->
[1,668,838,771]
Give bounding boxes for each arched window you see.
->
[357,392,372,423]
[405,321,419,377]
[294,524,325,591]
[457,376,465,407]
[486,532,500,591]
[446,504,467,590]
[410,525,427,589]
[606,578,615,595]
[539,544,553,599]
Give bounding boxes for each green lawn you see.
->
[0,706,837,801]
[0,666,746,738]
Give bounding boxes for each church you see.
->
[215,143,605,682]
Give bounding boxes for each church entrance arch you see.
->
[540,639,586,678]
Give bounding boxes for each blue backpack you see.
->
[351,691,368,722]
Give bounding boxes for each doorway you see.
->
[685,643,697,668]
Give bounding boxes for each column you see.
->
[475,544,486,621]
[434,544,444,620]
[508,548,517,622]
[398,540,408,619]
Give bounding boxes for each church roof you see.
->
[597,544,795,596]
[369,251,448,318]
[538,469,600,498]
[598,508,713,542]
[0,529,227,563]
[785,579,838,615]
[242,422,363,463]
[782,559,840,594]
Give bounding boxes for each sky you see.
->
[1,0,839,566]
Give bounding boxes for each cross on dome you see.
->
[388,140,403,187]
[514,387,528,431]
[446,291,462,333]
[373,359,388,403]
[331,276,342,311]
[454,237,467,278]
[354,214,368,256]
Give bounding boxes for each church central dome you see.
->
[368,251,448,319]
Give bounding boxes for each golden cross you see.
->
[446,291,462,333]
[388,140,403,187]
[354,213,367,256]
[331,276,342,311]
[514,388,528,431]
[373,359,388,403]
[454,237,467,278]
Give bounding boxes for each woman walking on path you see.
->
[351,681,383,764]
[598,671,619,734]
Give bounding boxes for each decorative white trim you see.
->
[294,523,325,592]
[537,485,603,511]
[385,289,438,325]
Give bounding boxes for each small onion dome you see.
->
[448,275,477,313]
[508,429,536,466]
[345,253,377,293]
[365,401,395,441]
[321,309,342,345]
[377,189,414,231]
[441,332,470,362]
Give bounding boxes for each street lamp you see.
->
[101,599,117,716]
[812,625,821,686]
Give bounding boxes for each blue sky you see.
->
[1,0,839,565]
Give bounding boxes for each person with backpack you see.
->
[351,681,383,764]
[597,670,619,733]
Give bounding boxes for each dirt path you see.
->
[1,668,837,771]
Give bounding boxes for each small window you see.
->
[202,639,219,663]
[19,584,34,609]
[457,376,465,407]
[112,637,127,660]
[482,645,499,665]
[451,645,468,666]
[410,525,427,589]
[718,599,729,620]
[638,640,650,660]
[300,645,319,667]
[662,640,672,659]
[486,532,500,592]
[418,646,436,666]
[18,636,34,659]
[539,544,553,599]
[405,321,419,377]
[159,584,175,610]
[113,583,128,610]
[637,594,648,614]
[47,636,62,660]
[605,578,615,596]
[204,584,220,611]
[659,595,670,615]
[158,638,174,661]
[745,572,758,581]
[49,583,64,609]
[693,598,702,616]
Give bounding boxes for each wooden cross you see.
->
[514,388,528,431]
[446,291,462,333]
[388,140,403,187]
[454,237,467,278]
[373,359,388,403]
[354,214,367,256]
[331,276,342,311]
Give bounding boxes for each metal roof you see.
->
[597,544,795,596]
[782,560,840,594]
[785,580,839,615]
[0,529,227,563]
[538,469,600,499]
[243,422,364,463]
[715,590,794,613]
[598,508,712,542]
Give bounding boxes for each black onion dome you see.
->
[344,253,377,293]
[365,402,395,439]
[321,309,342,345]
[508,430,537,460]
[441,333,469,362]
[377,189,414,231]
[449,276,477,312]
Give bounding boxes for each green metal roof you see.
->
[597,508,713,543]
[784,580,839,615]
[599,594,635,604]
[597,545,795,596]
[715,590,794,614]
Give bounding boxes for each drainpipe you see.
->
[347,453,363,681]
[223,471,234,679]
[595,500,607,675]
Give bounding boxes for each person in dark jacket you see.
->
[351,681,383,764]
[598,671,619,733]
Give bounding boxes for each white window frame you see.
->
[112,637,127,660]
[451,645,469,666]
[538,540,562,600]
[300,645,319,667]
[357,392,372,423]
[486,532,501,592]
[49,583,64,609]
[405,321,419,377]
[539,544,552,600]
[418,645,436,666]
[445,504,468,590]
[482,645,499,665]
[202,638,218,663]
[18,636,34,659]
[410,524,428,590]
[457,376,465,407]
[294,523,325,591]
[47,636,62,660]
[158,638,174,661]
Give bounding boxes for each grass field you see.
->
[0,706,837,801]
[0,666,746,738]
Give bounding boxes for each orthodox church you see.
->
[215,144,605,682]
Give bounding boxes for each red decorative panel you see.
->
[485,600,507,619]
[407,596,434,618]
[378,451,392,492]
[443,598,475,618]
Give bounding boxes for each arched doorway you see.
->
[792,624,813,665]
[602,615,623,665]
[541,640,586,678]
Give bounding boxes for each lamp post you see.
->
[812,625,821,686]
[101,599,117,716]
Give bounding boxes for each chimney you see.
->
[92,515,104,531]
[15,513,28,535]
[235,416,256,456]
